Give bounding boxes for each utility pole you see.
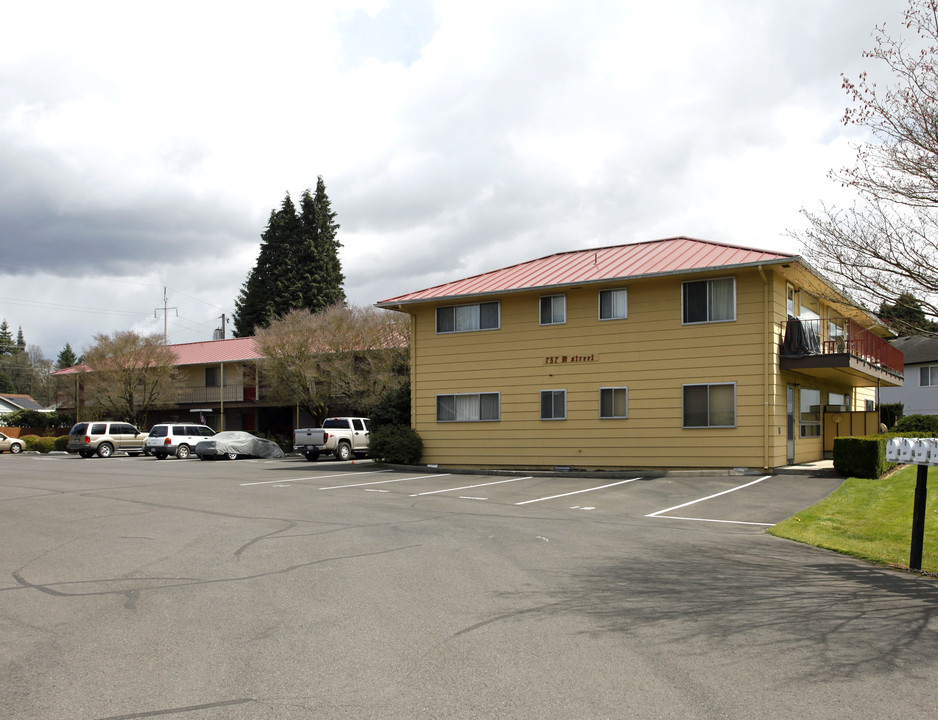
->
[154,287,178,344]
[216,313,227,340]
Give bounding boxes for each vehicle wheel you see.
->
[335,442,351,461]
[155,453,167,460]
[226,452,238,460]
[176,445,191,459]
[304,450,319,462]
[97,443,114,458]
[198,454,209,460]
[10,443,22,454]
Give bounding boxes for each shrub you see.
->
[833,436,896,479]
[892,414,938,433]
[18,435,41,451]
[879,403,903,429]
[370,380,411,429]
[54,435,69,452]
[35,436,56,453]
[368,424,422,465]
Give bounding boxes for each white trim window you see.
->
[599,288,628,320]
[600,387,628,418]
[682,277,736,324]
[540,294,566,325]
[436,393,500,422]
[800,388,821,438]
[436,301,500,333]
[682,383,736,428]
[920,366,938,387]
[540,389,566,420]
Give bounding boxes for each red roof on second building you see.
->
[378,236,796,306]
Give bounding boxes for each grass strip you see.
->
[768,465,938,574]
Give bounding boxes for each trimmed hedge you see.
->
[834,432,938,479]
[368,424,423,465]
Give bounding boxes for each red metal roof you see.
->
[169,337,264,366]
[51,337,263,375]
[378,236,796,305]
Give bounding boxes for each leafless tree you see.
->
[796,0,938,333]
[254,304,409,423]
[81,331,178,426]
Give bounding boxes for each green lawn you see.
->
[768,465,938,574]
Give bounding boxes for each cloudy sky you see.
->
[0,0,911,358]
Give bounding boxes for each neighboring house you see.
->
[0,393,46,422]
[53,337,290,432]
[377,237,903,471]
[878,336,938,416]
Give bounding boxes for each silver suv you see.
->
[146,423,215,459]
[67,421,144,458]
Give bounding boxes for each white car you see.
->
[145,423,216,459]
[0,431,25,454]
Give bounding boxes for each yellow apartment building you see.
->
[377,237,904,472]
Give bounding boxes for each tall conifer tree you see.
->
[233,179,345,337]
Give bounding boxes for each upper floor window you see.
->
[921,366,938,387]
[682,278,735,324]
[436,301,500,333]
[205,367,220,387]
[437,393,500,422]
[683,383,736,428]
[540,295,566,325]
[599,288,628,320]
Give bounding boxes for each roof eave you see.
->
[376,256,797,309]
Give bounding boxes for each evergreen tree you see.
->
[0,320,12,356]
[232,178,345,337]
[15,327,25,354]
[0,370,14,393]
[879,293,938,335]
[308,176,345,309]
[57,342,80,370]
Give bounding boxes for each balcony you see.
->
[779,318,903,388]
[176,385,257,404]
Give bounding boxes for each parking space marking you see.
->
[410,476,532,497]
[240,470,391,487]
[645,475,773,525]
[515,477,642,505]
[321,473,450,490]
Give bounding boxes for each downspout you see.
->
[758,265,770,471]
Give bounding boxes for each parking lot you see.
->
[3,454,938,719]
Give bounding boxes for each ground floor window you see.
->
[800,388,821,437]
[437,393,500,422]
[600,387,628,418]
[540,389,566,420]
[682,383,736,428]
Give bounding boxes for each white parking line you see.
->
[645,475,773,524]
[240,470,391,487]
[321,474,449,490]
[515,477,642,505]
[410,476,532,497]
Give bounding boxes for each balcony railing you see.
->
[779,318,904,376]
[176,385,253,404]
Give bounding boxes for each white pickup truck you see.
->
[293,417,371,461]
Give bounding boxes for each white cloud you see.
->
[0,0,913,355]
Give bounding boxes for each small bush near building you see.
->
[879,403,903,429]
[368,424,422,465]
[892,414,938,433]
[833,436,896,479]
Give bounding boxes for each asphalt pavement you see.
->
[1,453,936,719]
